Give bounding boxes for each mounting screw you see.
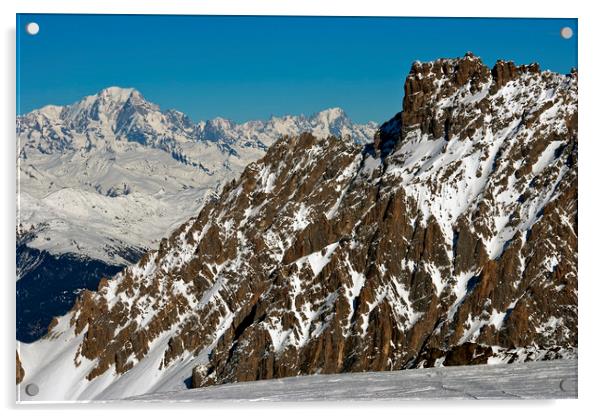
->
[25,383,39,396]
[559,378,577,393]
[560,27,573,40]
[25,22,40,36]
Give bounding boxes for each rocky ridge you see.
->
[17,54,577,401]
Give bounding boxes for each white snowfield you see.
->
[120,360,577,401]
[17,86,377,266]
[16,357,577,403]
[17,149,217,266]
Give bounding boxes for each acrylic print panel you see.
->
[16,14,578,402]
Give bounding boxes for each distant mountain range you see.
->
[16,87,378,342]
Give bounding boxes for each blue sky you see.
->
[17,15,577,124]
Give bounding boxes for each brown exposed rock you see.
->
[16,351,24,384]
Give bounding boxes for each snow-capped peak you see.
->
[35,104,64,120]
[71,86,141,116]
[50,86,152,136]
[311,107,348,123]
[98,86,138,102]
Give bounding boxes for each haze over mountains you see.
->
[17,54,577,401]
[16,87,377,342]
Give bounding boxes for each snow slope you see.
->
[17,147,216,265]
[17,313,214,401]
[18,359,577,402]
[123,359,577,401]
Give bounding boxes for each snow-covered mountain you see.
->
[18,86,378,264]
[16,87,377,342]
[17,54,577,401]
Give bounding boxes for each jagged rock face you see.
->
[22,54,577,399]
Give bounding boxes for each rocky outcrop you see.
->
[20,54,577,399]
[16,351,24,384]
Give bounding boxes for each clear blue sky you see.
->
[17,14,577,124]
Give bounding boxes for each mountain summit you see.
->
[18,54,577,400]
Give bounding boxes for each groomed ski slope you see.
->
[122,360,577,402]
